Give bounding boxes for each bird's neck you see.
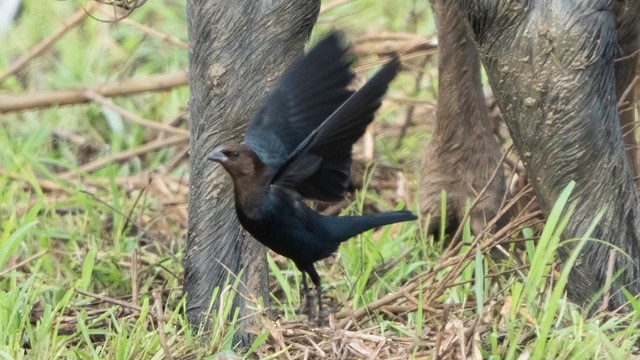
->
[231,167,272,212]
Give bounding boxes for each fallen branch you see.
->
[353,33,437,58]
[153,290,174,360]
[58,135,188,179]
[83,90,189,136]
[0,250,48,277]
[0,71,187,113]
[119,17,188,49]
[74,288,146,313]
[73,288,170,322]
[95,5,187,48]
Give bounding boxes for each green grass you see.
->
[1,0,639,358]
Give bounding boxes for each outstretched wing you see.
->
[244,32,355,169]
[271,57,401,202]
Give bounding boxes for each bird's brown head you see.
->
[207,143,262,179]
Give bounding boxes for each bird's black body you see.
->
[235,185,415,284]
[208,32,417,321]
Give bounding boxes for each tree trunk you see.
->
[420,0,504,235]
[615,1,640,186]
[184,0,319,345]
[453,0,640,309]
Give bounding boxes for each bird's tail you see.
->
[328,210,417,242]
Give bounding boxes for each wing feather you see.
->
[271,57,401,201]
[243,31,400,202]
[244,33,354,168]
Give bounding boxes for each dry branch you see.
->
[74,288,146,313]
[119,17,188,48]
[83,90,189,136]
[0,2,100,83]
[58,135,188,179]
[320,0,352,14]
[0,250,48,277]
[131,249,139,304]
[96,6,188,49]
[0,71,187,113]
[353,33,437,57]
[153,290,174,360]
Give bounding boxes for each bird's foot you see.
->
[300,286,326,325]
[313,309,326,327]
[302,291,317,321]
[311,285,325,326]
[299,293,312,318]
[298,274,313,319]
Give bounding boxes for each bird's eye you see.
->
[223,150,240,158]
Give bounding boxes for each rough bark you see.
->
[454,0,640,309]
[420,0,505,235]
[184,0,319,345]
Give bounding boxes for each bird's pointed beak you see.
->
[207,147,227,163]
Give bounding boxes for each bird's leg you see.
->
[306,266,324,326]
[295,263,314,320]
[316,282,323,324]
[300,272,311,318]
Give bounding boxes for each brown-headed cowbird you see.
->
[208,32,417,322]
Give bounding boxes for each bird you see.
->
[208,32,417,322]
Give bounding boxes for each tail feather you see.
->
[327,210,417,242]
